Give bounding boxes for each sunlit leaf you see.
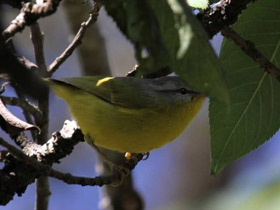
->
[187,0,209,9]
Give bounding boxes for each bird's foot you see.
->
[142,152,150,160]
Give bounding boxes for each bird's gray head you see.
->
[144,76,199,105]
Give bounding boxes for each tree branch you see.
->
[48,1,101,75]
[2,0,62,40]
[30,22,47,75]
[221,26,280,81]
[0,120,83,205]
[16,121,84,163]
[197,0,256,38]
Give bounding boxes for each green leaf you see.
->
[210,0,280,175]
[187,0,209,9]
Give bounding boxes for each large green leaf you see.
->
[210,0,280,175]
[101,0,229,103]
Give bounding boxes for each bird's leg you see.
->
[86,135,130,186]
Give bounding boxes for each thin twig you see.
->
[47,168,115,186]
[19,57,38,71]
[48,153,144,186]
[48,2,101,75]
[221,26,280,81]
[63,0,111,76]
[30,22,48,75]
[29,20,51,210]
[14,89,38,139]
[1,96,43,121]
[2,0,62,40]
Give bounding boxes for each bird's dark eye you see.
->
[179,88,188,95]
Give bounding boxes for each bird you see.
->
[47,76,205,153]
[46,76,205,182]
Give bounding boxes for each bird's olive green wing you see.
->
[57,76,112,104]
[54,76,155,109]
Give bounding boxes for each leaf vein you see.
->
[213,73,267,172]
[229,82,259,92]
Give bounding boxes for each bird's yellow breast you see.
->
[52,84,205,153]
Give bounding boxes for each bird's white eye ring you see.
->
[179,88,188,95]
